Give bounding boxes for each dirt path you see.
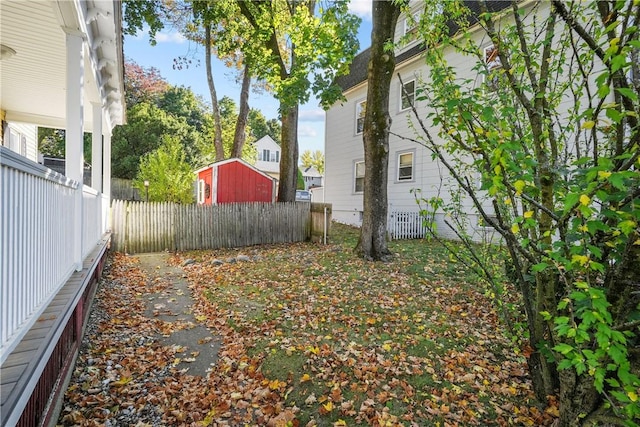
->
[135,253,220,377]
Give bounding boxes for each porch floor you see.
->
[1,236,110,427]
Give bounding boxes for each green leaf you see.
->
[532,262,549,272]
[564,193,580,212]
[616,87,638,101]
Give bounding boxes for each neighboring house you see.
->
[254,135,281,180]
[196,158,277,205]
[41,157,92,186]
[0,1,126,425]
[325,1,513,240]
[1,122,38,162]
[302,165,323,190]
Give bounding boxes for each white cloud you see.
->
[155,31,186,44]
[298,124,318,138]
[348,0,372,21]
[299,109,325,122]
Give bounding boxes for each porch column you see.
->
[91,102,103,191]
[65,30,85,271]
[103,130,112,233]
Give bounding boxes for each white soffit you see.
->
[0,0,125,131]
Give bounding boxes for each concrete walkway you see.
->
[135,253,220,377]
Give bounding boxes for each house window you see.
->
[198,179,205,204]
[483,44,502,91]
[354,161,365,193]
[397,152,414,181]
[275,151,280,163]
[355,100,366,134]
[263,149,270,162]
[400,79,415,111]
[403,11,421,38]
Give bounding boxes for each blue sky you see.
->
[123,1,373,155]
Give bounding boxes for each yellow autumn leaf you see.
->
[195,315,208,322]
[300,373,311,383]
[572,254,589,266]
[597,170,612,180]
[582,120,595,129]
[523,211,533,219]
[269,379,281,390]
[382,343,392,352]
[334,420,348,427]
[323,401,334,412]
[580,194,590,206]
[111,376,132,387]
[511,224,520,233]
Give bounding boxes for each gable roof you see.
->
[335,1,512,92]
[255,135,280,150]
[195,157,277,182]
[303,166,323,178]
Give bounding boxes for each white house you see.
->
[325,1,521,240]
[302,165,323,190]
[0,0,125,425]
[1,122,38,162]
[254,134,281,180]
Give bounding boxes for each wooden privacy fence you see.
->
[111,200,313,253]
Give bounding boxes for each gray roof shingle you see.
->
[335,1,512,92]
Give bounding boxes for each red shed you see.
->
[195,158,277,205]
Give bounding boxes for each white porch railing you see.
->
[82,186,102,258]
[0,147,105,363]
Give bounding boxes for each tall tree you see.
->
[133,136,194,204]
[249,109,282,142]
[355,1,403,261]
[407,1,640,424]
[236,0,360,201]
[111,102,203,178]
[231,62,251,158]
[300,149,324,174]
[204,21,225,161]
[123,60,169,108]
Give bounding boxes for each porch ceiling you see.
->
[0,0,125,132]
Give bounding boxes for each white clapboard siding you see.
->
[111,201,311,253]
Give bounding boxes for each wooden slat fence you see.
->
[111,200,312,253]
[388,211,428,240]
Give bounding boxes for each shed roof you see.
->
[195,157,276,182]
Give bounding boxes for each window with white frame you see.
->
[354,161,365,193]
[403,11,421,38]
[397,152,414,181]
[198,179,205,204]
[355,100,366,134]
[400,79,415,111]
[483,44,502,91]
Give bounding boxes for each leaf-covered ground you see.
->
[60,223,558,426]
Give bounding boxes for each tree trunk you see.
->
[278,104,298,202]
[355,1,401,261]
[231,62,251,158]
[205,23,225,161]
[558,369,600,427]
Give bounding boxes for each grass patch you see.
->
[177,221,553,426]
